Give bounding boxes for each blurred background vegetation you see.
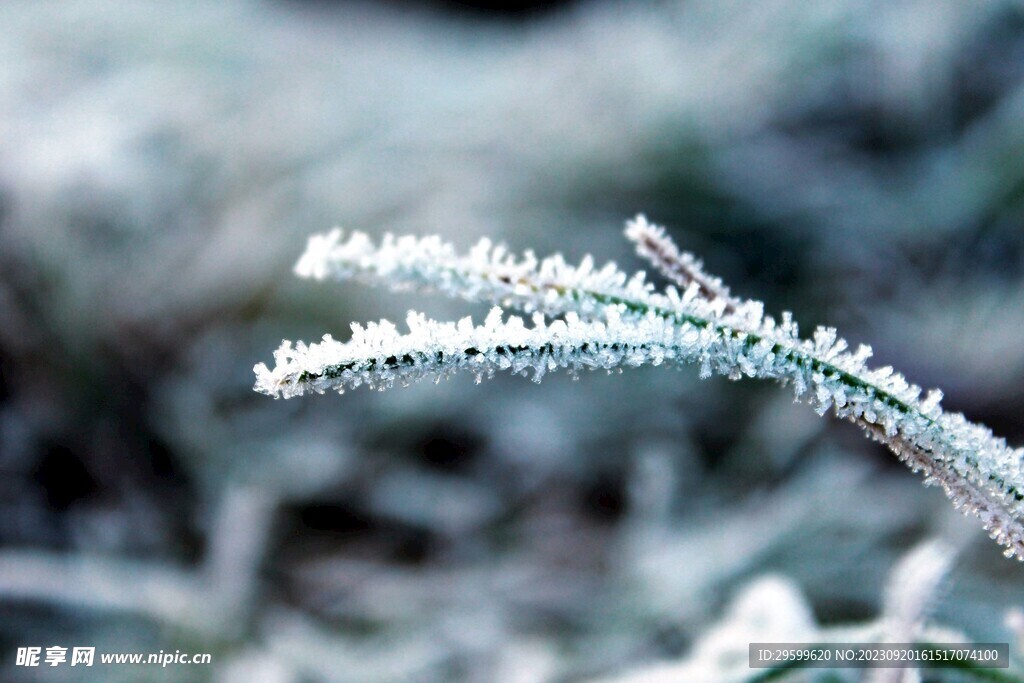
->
[1,1,1024,681]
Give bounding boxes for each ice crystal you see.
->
[257,216,1024,561]
[625,215,740,313]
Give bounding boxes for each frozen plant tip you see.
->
[256,216,1024,561]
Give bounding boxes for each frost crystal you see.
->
[257,216,1024,561]
[625,214,740,313]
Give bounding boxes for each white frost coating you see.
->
[625,214,740,312]
[258,216,1024,561]
[255,307,685,398]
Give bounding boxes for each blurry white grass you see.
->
[601,538,962,683]
[256,216,1024,562]
[0,531,981,683]
[0,484,275,638]
[866,540,957,683]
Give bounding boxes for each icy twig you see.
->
[257,216,1024,561]
[625,215,741,313]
